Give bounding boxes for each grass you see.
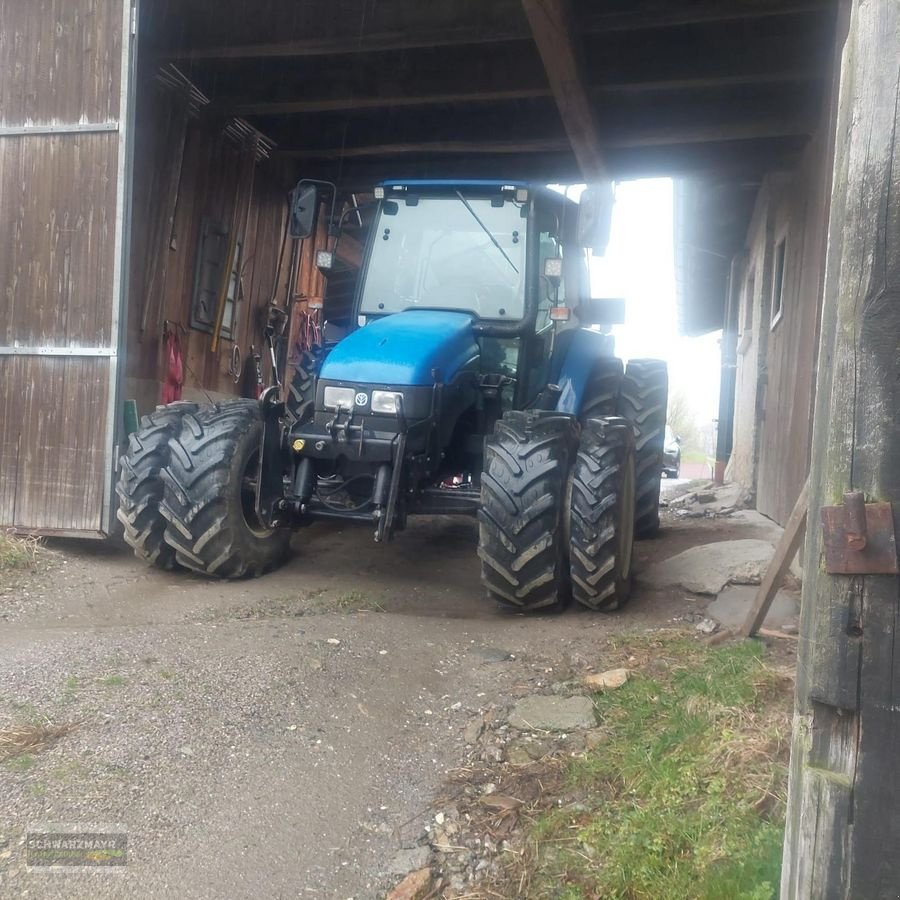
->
[0,722,77,765]
[0,530,42,574]
[498,635,792,900]
[334,590,385,612]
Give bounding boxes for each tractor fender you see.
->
[553,327,616,416]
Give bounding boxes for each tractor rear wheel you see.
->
[617,358,668,538]
[115,402,200,570]
[160,400,290,578]
[478,411,575,612]
[569,417,636,611]
[579,356,623,421]
[286,345,326,424]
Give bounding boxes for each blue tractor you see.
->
[117,180,668,613]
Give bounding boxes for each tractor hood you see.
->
[319,310,478,386]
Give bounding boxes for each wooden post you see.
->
[741,476,808,637]
[781,2,900,896]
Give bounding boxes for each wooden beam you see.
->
[223,88,551,117]
[741,477,808,637]
[167,26,526,62]
[521,0,608,181]
[163,0,832,62]
[216,67,818,118]
[274,118,811,160]
[582,0,832,32]
[781,0,900,895]
[277,139,571,159]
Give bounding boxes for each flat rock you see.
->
[707,583,800,629]
[638,539,775,595]
[507,695,595,732]
[583,668,629,690]
[386,846,431,876]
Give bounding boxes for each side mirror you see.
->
[289,182,319,239]
[578,182,615,254]
[579,297,625,326]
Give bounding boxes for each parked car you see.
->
[663,426,681,478]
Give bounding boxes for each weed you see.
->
[0,530,42,574]
[334,591,385,612]
[100,675,126,688]
[0,722,77,764]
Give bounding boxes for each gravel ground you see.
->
[0,506,783,898]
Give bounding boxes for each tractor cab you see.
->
[277,180,621,540]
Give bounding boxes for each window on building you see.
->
[743,268,755,332]
[190,218,241,340]
[771,237,786,328]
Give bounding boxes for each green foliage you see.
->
[528,638,790,899]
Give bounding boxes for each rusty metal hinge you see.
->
[821,492,898,575]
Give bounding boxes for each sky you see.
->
[588,178,722,438]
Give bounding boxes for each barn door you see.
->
[0,0,137,535]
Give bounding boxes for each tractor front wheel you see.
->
[569,417,636,611]
[478,411,575,612]
[160,401,290,578]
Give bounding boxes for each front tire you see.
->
[160,401,290,578]
[617,359,668,538]
[116,402,200,570]
[569,417,636,611]
[478,411,575,612]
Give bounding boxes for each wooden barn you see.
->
[0,0,841,537]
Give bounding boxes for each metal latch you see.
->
[821,492,898,574]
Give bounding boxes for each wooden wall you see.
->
[755,120,833,523]
[727,113,835,524]
[124,72,317,414]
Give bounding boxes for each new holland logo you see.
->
[354,392,369,407]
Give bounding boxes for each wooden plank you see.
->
[163,0,832,62]
[741,476,809,636]
[167,25,527,62]
[222,87,552,116]
[277,138,570,159]
[276,116,812,160]
[218,68,819,118]
[781,0,900,895]
[521,0,608,181]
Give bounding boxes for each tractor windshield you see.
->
[359,196,527,320]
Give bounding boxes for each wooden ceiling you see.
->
[143,0,838,189]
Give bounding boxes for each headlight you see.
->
[371,390,404,415]
[323,386,355,411]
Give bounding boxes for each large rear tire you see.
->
[478,411,575,612]
[579,356,623,421]
[160,401,291,578]
[617,359,668,538]
[115,402,200,570]
[570,417,636,611]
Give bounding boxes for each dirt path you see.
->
[0,504,781,898]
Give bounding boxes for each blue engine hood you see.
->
[319,310,478,386]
